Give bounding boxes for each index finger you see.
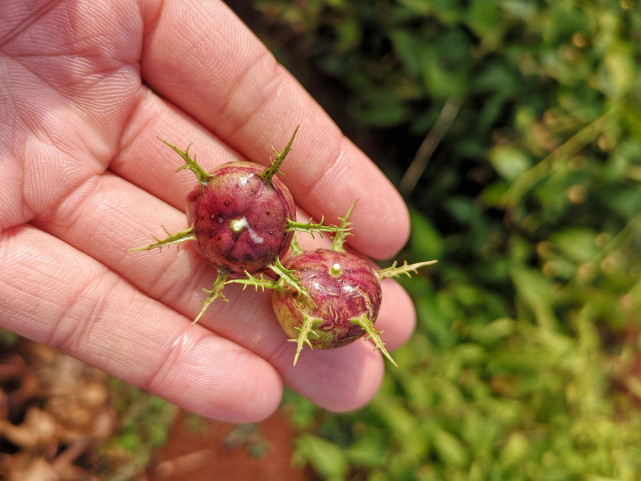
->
[139,0,410,259]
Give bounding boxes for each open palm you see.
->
[0,0,413,422]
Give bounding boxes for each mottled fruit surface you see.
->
[272,249,382,348]
[187,161,296,274]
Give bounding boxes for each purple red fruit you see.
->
[272,249,382,349]
[187,160,295,274]
[231,203,437,366]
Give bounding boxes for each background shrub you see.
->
[232,1,641,479]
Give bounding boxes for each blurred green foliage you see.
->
[0,327,20,347]
[96,380,177,480]
[242,0,641,479]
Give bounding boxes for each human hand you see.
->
[0,0,413,422]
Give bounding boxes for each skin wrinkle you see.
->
[109,88,244,192]
[115,196,225,314]
[220,287,285,351]
[0,229,73,336]
[0,263,59,329]
[32,172,100,249]
[110,87,156,165]
[47,266,118,353]
[263,332,297,372]
[4,65,39,143]
[303,134,350,214]
[8,229,106,350]
[71,74,142,161]
[109,86,146,176]
[141,323,204,393]
[141,321,283,421]
[215,48,281,138]
[145,326,251,395]
[0,0,59,49]
[34,167,174,303]
[6,237,67,296]
[1,0,143,232]
[140,1,288,163]
[0,112,31,230]
[139,0,164,47]
[150,252,214,315]
[31,172,192,310]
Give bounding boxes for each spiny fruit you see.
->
[131,127,345,323]
[185,159,296,275]
[230,203,437,365]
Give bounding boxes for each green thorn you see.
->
[260,126,300,183]
[288,312,323,366]
[331,200,357,252]
[350,313,398,367]
[128,226,196,252]
[270,258,315,305]
[226,271,283,293]
[158,138,211,185]
[290,233,303,256]
[286,215,350,239]
[193,270,230,325]
[376,259,438,281]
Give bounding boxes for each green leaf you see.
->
[294,434,349,481]
[353,90,410,127]
[500,0,537,21]
[345,434,388,468]
[499,432,530,468]
[370,396,415,439]
[479,180,510,208]
[432,427,469,467]
[510,267,559,331]
[550,227,598,264]
[409,208,444,259]
[467,0,503,47]
[489,145,532,182]
[420,49,468,98]
[604,41,635,99]
[389,29,424,78]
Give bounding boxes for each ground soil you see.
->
[148,410,309,481]
[0,338,310,481]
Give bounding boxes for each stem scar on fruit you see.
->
[129,127,350,324]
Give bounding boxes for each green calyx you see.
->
[288,312,324,366]
[350,313,398,367]
[286,215,350,239]
[290,233,303,256]
[195,255,317,326]
[225,257,313,304]
[128,226,196,252]
[376,259,438,281]
[158,138,211,186]
[193,270,230,325]
[259,126,299,183]
[331,201,357,252]
[226,271,284,293]
[269,257,314,303]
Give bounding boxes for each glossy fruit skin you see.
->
[187,161,296,274]
[272,249,382,348]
